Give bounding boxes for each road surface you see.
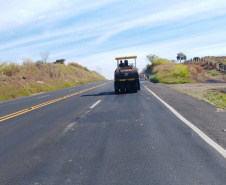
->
[0,81,225,185]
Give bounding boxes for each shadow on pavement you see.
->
[205,80,225,83]
[82,92,116,97]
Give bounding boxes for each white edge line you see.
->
[143,85,226,159]
[37,95,50,99]
[90,100,102,109]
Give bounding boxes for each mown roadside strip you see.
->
[0,81,112,122]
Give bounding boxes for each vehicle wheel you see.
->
[115,85,119,94]
[138,82,140,90]
[133,83,138,93]
[126,84,131,93]
[136,80,140,90]
[120,85,125,93]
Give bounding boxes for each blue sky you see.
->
[1,0,226,79]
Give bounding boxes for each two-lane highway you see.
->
[0,81,225,185]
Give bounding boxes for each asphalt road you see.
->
[0,81,225,185]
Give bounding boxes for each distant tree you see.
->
[35,60,44,68]
[146,54,158,65]
[40,51,49,63]
[36,60,44,64]
[177,52,187,63]
[53,59,65,64]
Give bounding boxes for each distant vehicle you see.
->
[139,73,146,81]
[114,56,140,94]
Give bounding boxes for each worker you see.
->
[119,60,124,68]
[124,59,128,67]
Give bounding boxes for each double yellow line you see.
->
[0,81,112,122]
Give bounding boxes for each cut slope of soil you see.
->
[186,64,225,83]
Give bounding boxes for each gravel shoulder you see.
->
[165,83,226,92]
[166,83,226,109]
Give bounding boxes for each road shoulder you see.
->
[143,82,226,149]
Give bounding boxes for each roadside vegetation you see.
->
[0,60,105,101]
[145,53,225,109]
[150,62,190,84]
[192,90,226,109]
[171,87,226,109]
[146,54,191,84]
[207,70,220,76]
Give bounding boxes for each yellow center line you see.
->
[0,81,112,122]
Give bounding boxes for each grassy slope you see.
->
[0,62,106,101]
[147,58,225,108]
[150,63,191,84]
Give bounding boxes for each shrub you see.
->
[150,75,159,83]
[54,59,65,64]
[2,63,21,77]
[0,63,7,74]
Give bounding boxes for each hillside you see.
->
[145,58,191,84]
[144,57,225,109]
[0,61,106,101]
[186,64,225,83]
[146,58,225,84]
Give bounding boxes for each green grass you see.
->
[207,70,219,76]
[185,90,226,109]
[151,58,171,66]
[150,63,191,84]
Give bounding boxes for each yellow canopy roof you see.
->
[115,56,137,60]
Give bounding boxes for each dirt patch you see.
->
[186,64,225,83]
[166,83,226,92]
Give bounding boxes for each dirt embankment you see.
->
[186,64,225,83]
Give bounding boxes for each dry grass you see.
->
[0,61,106,101]
[166,83,226,109]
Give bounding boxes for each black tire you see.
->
[132,83,138,93]
[120,85,125,93]
[126,84,131,93]
[137,80,140,90]
[115,85,119,94]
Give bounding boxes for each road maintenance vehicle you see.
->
[114,56,140,94]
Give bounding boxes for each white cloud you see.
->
[0,0,118,31]
[94,0,226,43]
